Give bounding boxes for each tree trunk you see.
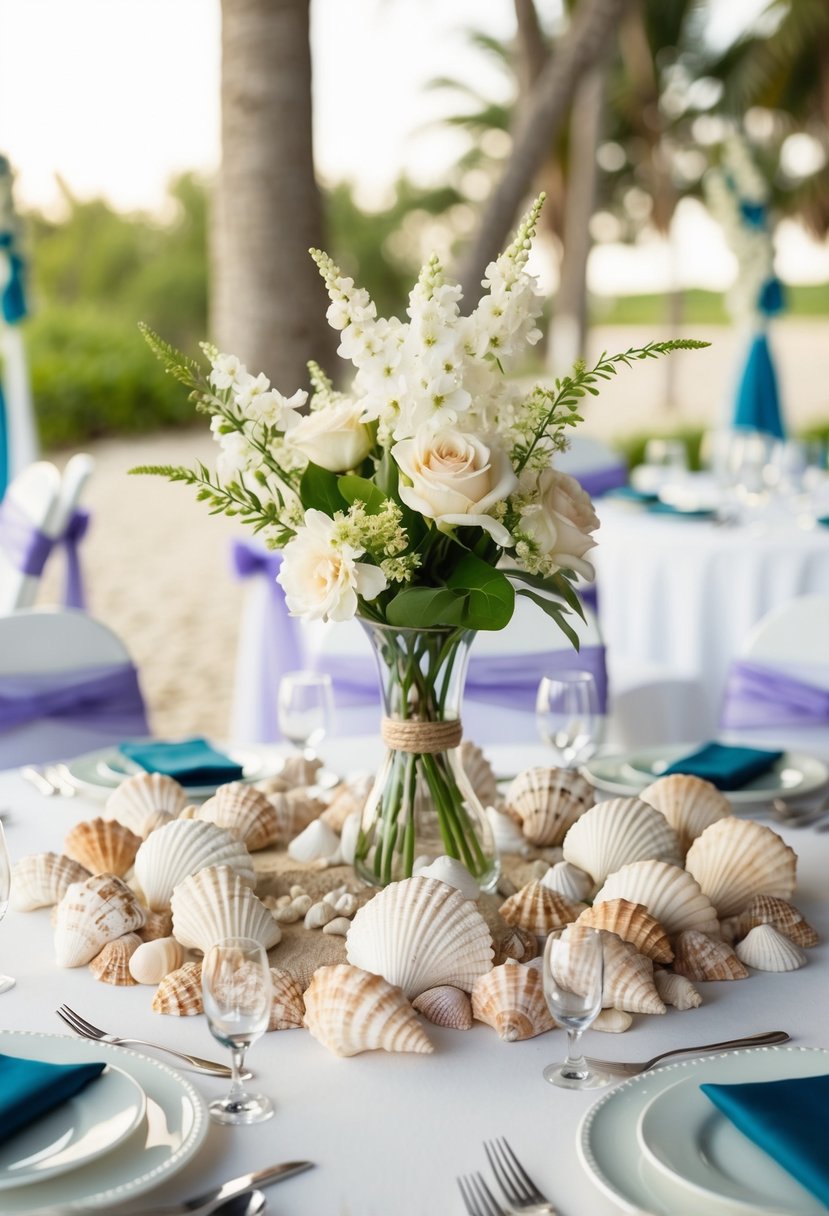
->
[456,0,631,305]
[211,0,335,392]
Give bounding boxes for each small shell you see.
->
[269,788,324,842]
[639,774,732,853]
[54,874,146,968]
[499,881,585,937]
[685,819,797,918]
[486,807,530,856]
[593,1008,633,1033]
[305,901,337,930]
[171,865,282,954]
[303,964,433,1057]
[735,894,819,949]
[653,969,702,1010]
[460,741,499,809]
[339,811,361,867]
[492,926,539,966]
[413,985,473,1030]
[64,818,142,877]
[576,899,673,964]
[138,908,174,942]
[11,853,89,911]
[196,783,280,851]
[503,767,594,847]
[321,775,373,831]
[89,933,142,985]
[322,917,352,937]
[562,797,682,886]
[540,861,593,904]
[106,772,186,837]
[152,960,204,1015]
[558,926,666,1014]
[594,860,720,938]
[415,856,479,901]
[278,755,322,787]
[268,967,305,1030]
[735,924,806,972]
[287,819,341,865]
[672,929,749,981]
[471,961,555,1041]
[134,819,255,912]
[129,936,185,985]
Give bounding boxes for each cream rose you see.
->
[391,427,518,546]
[520,468,599,579]
[290,399,372,472]
[277,509,387,621]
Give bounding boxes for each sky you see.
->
[1,0,827,292]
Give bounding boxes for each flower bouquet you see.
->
[137,196,705,889]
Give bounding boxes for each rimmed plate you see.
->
[578,1045,829,1216]
[0,1031,208,1213]
[63,745,273,800]
[582,745,829,805]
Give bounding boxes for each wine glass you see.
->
[277,670,334,761]
[535,670,599,767]
[0,821,14,994]
[201,937,273,1125]
[542,926,608,1090]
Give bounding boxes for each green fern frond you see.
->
[138,323,202,387]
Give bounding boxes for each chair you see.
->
[0,609,149,769]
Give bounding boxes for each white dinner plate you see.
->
[658,474,722,514]
[578,1045,829,1216]
[0,1032,208,1213]
[63,744,272,800]
[582,745,829,805]
[0,1062,145,1190]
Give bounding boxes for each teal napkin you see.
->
[119,737,244,786]
[701,1073,829,1208]
[818,516,829,528]
[608,486,660,504]
[646,500,714,520]
[0,1053,105,1146]
[662,742,782,790]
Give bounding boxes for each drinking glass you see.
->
[542,926,608,1090]
[535,670,599,767]
[201,937,273,1124]
[0,821,14,994]
[277,671,334,762]
[643,438,688,478]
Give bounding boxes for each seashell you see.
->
[322,917,352,937]
[414,855,479,901]
[346,876,493,999]
[594,860,720,938]
[177,805,199,820]
[89,932,142,985]
[486,807,530,856]
[171,865,282,954]
[576,899,674,964]
[129,936,185,984]
[562,797,682,885]
[413,985,473,1030]
[639,774,732,853]
[541,861,593,904]
[138,907,174,942]
[503,767,594,847]
[493,926,539,966]
[321,775,373,832]
[653,968,702,1010]
[685,819,797,918]
[735,924,806,972]
[106,772,186,837]
[134,819,255,911]
[54,873,146,968]
[558,925,666,1014]
[254,774,291,796]
[270,787,324,841]
[471,960,555,1041]
[278,755,322,787]
[64,818,142,877]
[268,967,305,1030]
[196,783,280,851]
[11,853,89,911]
[593,1008,633,1033]
[719,916,741,945]
[460,741,499,809]
[152,960,204,1015]
[303,964,433,1057]
[287,819,340,865]
[325,891,357,917]
[735,894,819,949]
[499,881,585,937]
[672,929,748,981]
[339,811,361,867]
[305,901,337,930]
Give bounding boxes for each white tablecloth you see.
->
[2,740,828,1216]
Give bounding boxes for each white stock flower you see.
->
[212,425,260,485]
[277,509,388,621]
[392,427,518,546]
[209,352,247,391]
[519,468,599,579]
[290,399,373,472]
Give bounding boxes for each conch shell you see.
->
[653,968,702,1010]
[576,899,673,964]
[303,964,433,1057]
[672,929,749,981]
[556,925,666,1015]
[471,960,555,1041]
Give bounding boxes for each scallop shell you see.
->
[11,853,89,911]
[735,924,806,972]
[89,933,142,985]
[460,741,499,808]
[303,964,433,1057]
[685,819,797,918]
[562,797,682,885]
[735,894,819,949]
[414,856,479,900]
[639,774,732,852]
[558,925,666,1014]
[196,783,280,851]
[471,960,555,1041]
[129,936,185,985]
[134,819,255,911]
[412,985,473,1030]
[170,865,282,953]
[541,861,593,903]
[54,873,146,967]
[493,926,539,966]
[287,819,340,865]
[499,881,585,937]
[105,772,187,837]
[672,929,749,981]
[268,967,305,1031]
[152,960,204,1015]
[346,876,493,999]
[593,1008,633,1033]
[503,767,594,846]
[576,899,674,964]
[594,860,720,938]
[653,968,702,1010]
[64,818,142,877]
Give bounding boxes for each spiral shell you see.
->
[503,767,594,847]
[593,1008,633,1033]
[639,774,732,853]
[685,819,797,918]
[152,961,204,1015]
[499,881,585,937]
[735,894,819,949]
[653,969,702,1010]
[412,985,473,1030]
[557,925,666,1014]
[196,783,280,851]
[89,932,142,985]
[170,865,282,954]
[541,861,593,903]
[492,926,539,966]
[562,797,682,885]
[138,907,174,942]
[594,860,720,938]
[471,960,555,1041]
[460,741,499,809]
[303,964,433,1057]
[134,819,255,911]
[64,818,141,877]
[11,853,89,911]
[735,924,806,972]
[672,929,748,981]
[576,899,674,964]
[129,936,185,985]
[105,772,187,837]
[268,968,305,1031]
[54,873,146,968]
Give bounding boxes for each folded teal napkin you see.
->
[608,485,660,504]
[662,741,783,790]
[0,1053,105,1146]
[119,737,244,786]
[647,501,714,520]
[818,516,829,528]
[701,1073,829,1208]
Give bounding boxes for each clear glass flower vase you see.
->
[353,619,499,892]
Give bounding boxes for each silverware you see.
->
[122,1161,313,1216]
[20,765,58,796]
[209,1190,266,1216]
[457,1173,506,1216]
[483,1138,557,1214]
[772,795,829,828]
[584,1029,790,1078]
[46,763,77,797]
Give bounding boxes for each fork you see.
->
[55,1003,248,1078]
[484,1139,556,1214]
[584,1028,790,1078]
[457,1173,506,1216]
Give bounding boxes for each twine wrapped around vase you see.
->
[381,717,463,754]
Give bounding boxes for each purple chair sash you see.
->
[0,662,149,736]
[0,497,90,609]
[720,659,829,730]
[576,462,628,499]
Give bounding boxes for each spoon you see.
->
[771,794,829,827]
[212,1193,267,1216]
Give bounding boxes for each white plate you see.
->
[637,1072,824,1215]
[0,1032,208,1213]
[64,745,271,800]
[582,745,829,805]
[0,1063,145,1190]
[578,1045,829,1216]
[658,474,722,514]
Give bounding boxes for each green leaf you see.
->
[447,553,515,631]
[338,475,387,514]
[386,587,466,628]
[547,571,587,621]
[300,462,347,516]
[517,588,581,650]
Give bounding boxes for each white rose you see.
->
[290,399,373,472]
[276,509,387,621]
[392,427,518,546]
[521,468,599,579]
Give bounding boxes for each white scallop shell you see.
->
[684,819,797,918]
[196,783,280,851]
[54,874,146,968]
[170,865,282,953]
[594,860,720,938]
[734,923,806,972]
[11,853,89,911]
[105,772,187,837]
[303,964,433,1057]
[346,875,493,999]
[562,797,682,885]
[639,774,732,852]
[287,819,341,865]
[339,811,361,867]
[128,936,185,985]
[133,819,255,911]
[414,856,480,901]
[503,767,594,846]
[540,861,593,903]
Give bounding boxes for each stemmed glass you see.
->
[277,670,334,762]
[201,937,273,1125]
[542,926,609,1090]
[0,821,14,994]
[535,670,599,767]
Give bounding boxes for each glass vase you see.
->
[353,619,499,892]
